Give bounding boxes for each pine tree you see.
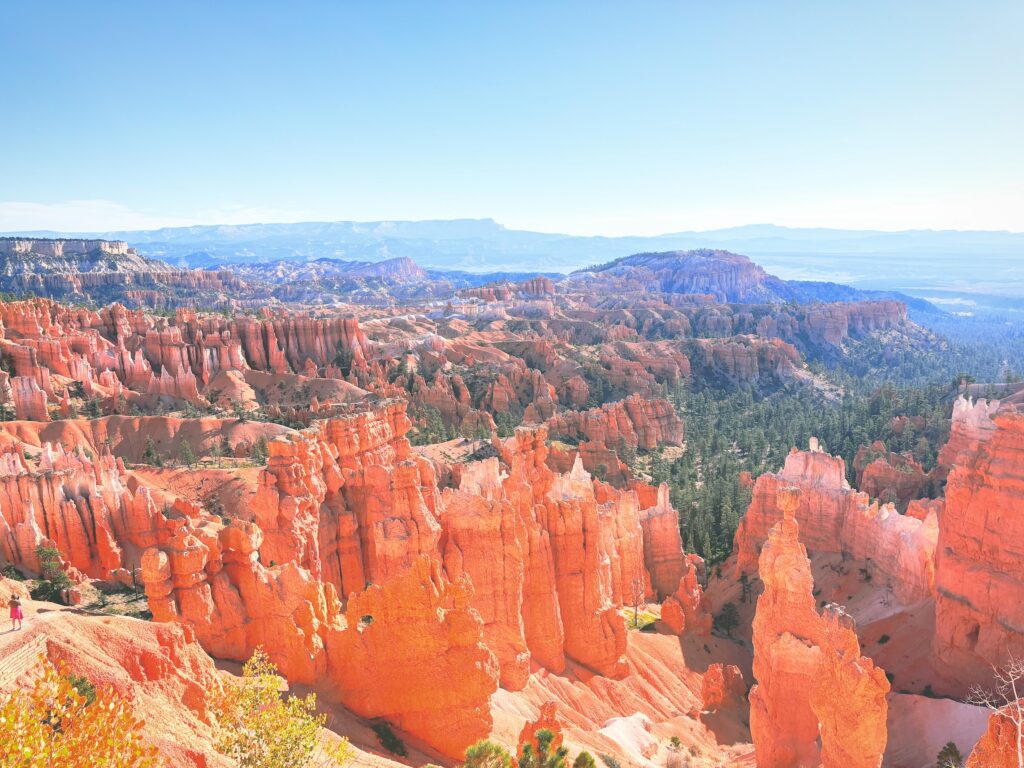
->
[179,440,197,468]
[935,741,964,768]
[518,730,568,768]
[250,436,269,465]
[465,740,514,768]
[142,437,163,467]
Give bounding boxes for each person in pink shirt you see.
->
[9,595,23,630]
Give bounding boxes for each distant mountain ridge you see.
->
[7,219,1021,302]
[0,237,944,318]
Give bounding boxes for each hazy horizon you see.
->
[5,217,1024,240]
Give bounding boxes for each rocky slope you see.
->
[0,237,254,309]
[0,257,1011,765]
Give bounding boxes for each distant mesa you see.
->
[0,237,167,275]
[579,248,792,303]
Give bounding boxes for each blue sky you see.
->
[1,1,1021,235]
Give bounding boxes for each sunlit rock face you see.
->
[967,705,1024,768]
[701,663,745,713]
[934,401,1024,688]
[0,442,169,581]
[131,402,689,756]
[853,440,927,509]
[734,439,937,604]
[660,554,712,637]
[749,487,889,768]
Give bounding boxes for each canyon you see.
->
[0,241,1020,767]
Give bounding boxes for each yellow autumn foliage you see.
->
[214,647,352,768]
[0,656,162,768]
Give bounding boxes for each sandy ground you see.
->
[490,626,755,768]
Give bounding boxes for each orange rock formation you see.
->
[853,440,927,509]
[660,554,712,636]
[114,400,690,755]
[701,663,745,713]
[966,705,1024,768]
[749,486,889,768]
[517,700,564,753]
[934,399,1024,688]
[734,438,937,604]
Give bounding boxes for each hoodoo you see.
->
[749,486,889,768]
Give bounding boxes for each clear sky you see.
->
[2,1,1021,235]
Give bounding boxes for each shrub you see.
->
[878,634,890,644]
[598,756,622,768]
[573,753,596,768]
[371,721,407,757]
[464,740,513,768]
[66,673,97,706]
[232,401,250,422]
[0,657,161,767]
[214,647,352,768]
[30,544,72,602]
[2,563,24,580]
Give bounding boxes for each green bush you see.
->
[249,436,269,465]
[2,563,25,581]
[30,545,72,602]
[371,721,406,757]
[519,730,567,768]
[179,441,197,467]
[142,437,163,467]
[464,740,513,768]
[66,673,97,706]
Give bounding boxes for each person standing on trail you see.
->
[8,595,23,630]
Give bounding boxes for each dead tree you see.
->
[967,654,1024,768]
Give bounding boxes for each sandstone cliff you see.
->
[934,400,1024,688]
